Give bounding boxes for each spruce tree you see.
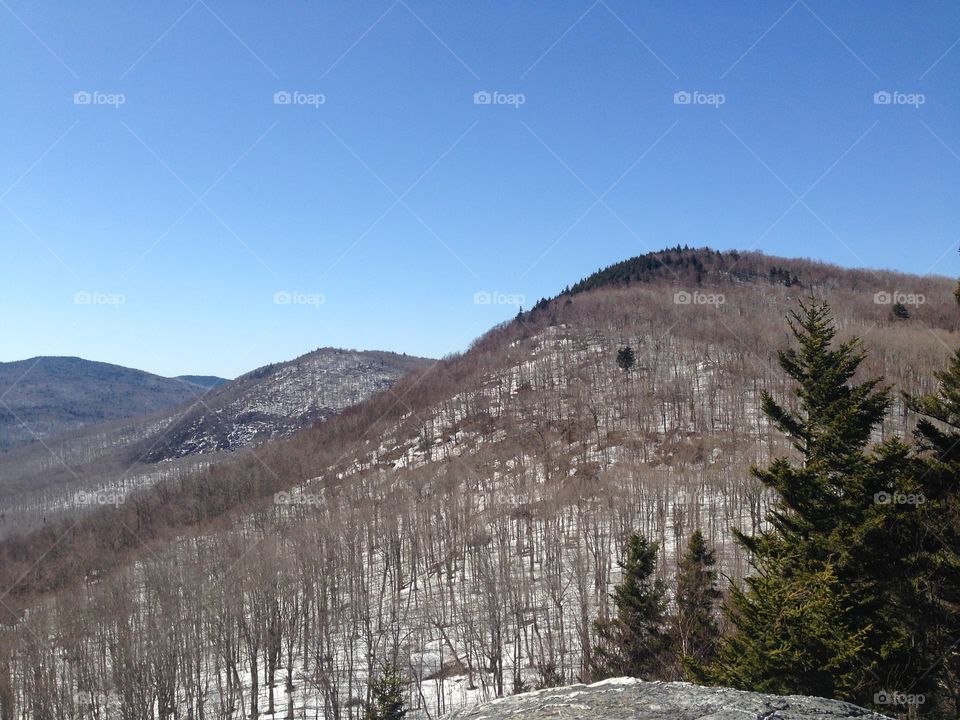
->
[616,346,637,373]
[905,345,960,716]
[892,301,910,320]
[736,300,889,592]
[700,299,939,707]
[673,530,721,672]
[591,533,669,680]
[364,662,407,720]
[703,555,870,698]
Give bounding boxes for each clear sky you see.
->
[2,1,959,378]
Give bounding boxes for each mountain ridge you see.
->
[136,346,434,462]
[0,346,433,535]
[530,246,953,313]
[0,356,223,452]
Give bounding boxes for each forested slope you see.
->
[0,357,216,451]
[0,249,954,719]
[0,348,431,536]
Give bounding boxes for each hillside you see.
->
[0,249,954,718]
[0,356,220,451]
[138,347,431,461]
[0,347,432,535]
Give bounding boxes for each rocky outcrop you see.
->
[447,678,892,719]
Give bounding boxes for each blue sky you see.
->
[2,1,959,378]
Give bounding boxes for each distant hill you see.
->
[0,347,433,533]
[0,357,218,451]
[175,375,229,390]
[137,347,433,462]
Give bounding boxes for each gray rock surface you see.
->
[447,678,892,719]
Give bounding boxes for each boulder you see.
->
[446,678,893,719]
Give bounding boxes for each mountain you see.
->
[540,245,932,305]
[174,375,228,390]
[0,347,432,535]
[447,679,892,719]
[137,347,434,461]
[0,249,953,717]
[0,356,221,451]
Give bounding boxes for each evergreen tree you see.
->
[700,300,939,707]
[701,555,870,698]
[616,346,637,373]
[905,346,960,716]
[672,530,721,672]
[892,301,910,320]
[591,533,669,680]
[364,662,407,720]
